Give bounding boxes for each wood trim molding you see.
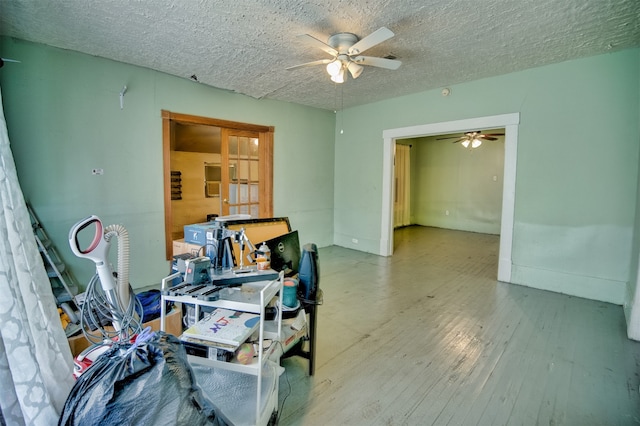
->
[162,115,173,260]
[261,130,274,217]
[161,110,273,133]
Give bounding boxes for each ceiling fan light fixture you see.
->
[461,139,470,148]
[326,60,342,77]
[347,61,364,79]
[330,68,345,83]
[471,138,482,148]
[291,27,400,86]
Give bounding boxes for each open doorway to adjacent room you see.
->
[393,129,505,234]
[161,110,275,260]
[392,131,506,276]
[381,113,520,283]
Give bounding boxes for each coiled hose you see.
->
[104,224,130,309]
[81,224,142,344]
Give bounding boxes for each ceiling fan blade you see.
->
[481,136,499,141]
[296,34,338,56]
[480,133,505,137]
[355,56,402,70]
[286,59,332,70]
[348,27,395,55]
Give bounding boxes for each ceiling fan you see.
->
[287,27,402,83]
[437,131,505,148]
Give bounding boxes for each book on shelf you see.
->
[182,308,260,347]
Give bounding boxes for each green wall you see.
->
[624,61,640,338]
[2,35,639,308]
[409,134,504,234]
[334,48,640,304]
[0,37,335,289]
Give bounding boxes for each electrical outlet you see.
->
[445,210,450,216]
[352,238,358,244]
[92,168,104,175]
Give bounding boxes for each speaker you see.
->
[298,243,319,303]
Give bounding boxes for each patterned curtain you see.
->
[0,87,74,424]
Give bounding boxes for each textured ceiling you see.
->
[1,0,638,110]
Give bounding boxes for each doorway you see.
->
[395,130,505,235]
[161,110,275,259]
[381,113,520,283]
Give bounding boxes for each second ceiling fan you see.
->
[287,27,402,83]
[437,131,505,148]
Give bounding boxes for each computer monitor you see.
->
[263,230,300,277]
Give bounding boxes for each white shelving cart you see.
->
[160,271,283,426]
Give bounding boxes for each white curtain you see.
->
[394,144,411,228]
[0,87,74,424]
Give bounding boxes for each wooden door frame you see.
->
[162,110,274,260]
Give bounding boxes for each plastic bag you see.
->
[59,331,229,426]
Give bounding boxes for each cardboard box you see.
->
[183,222,216,245]
[67,305,183,357]
[173,238,204,256]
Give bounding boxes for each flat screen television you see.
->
[262,230,300,277]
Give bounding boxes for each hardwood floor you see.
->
[277,226,640,425]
